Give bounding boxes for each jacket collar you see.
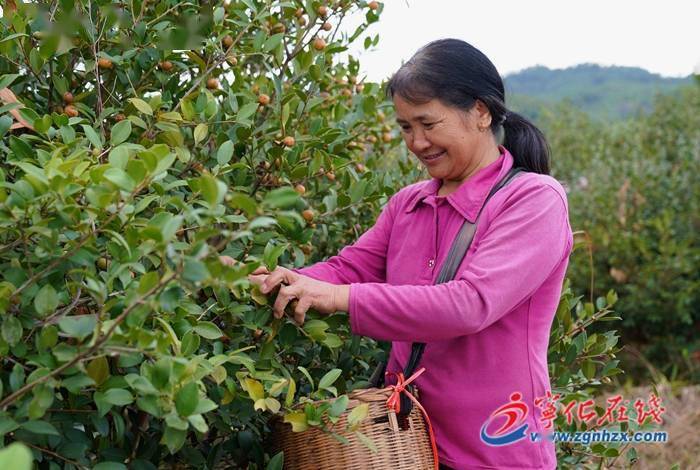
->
[404,146,515,222]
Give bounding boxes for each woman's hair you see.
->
[386,38,550,175]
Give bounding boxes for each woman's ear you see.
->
[474,99,492,128]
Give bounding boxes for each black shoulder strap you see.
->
[397,167,524,415]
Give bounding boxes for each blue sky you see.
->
[344,0,700,81]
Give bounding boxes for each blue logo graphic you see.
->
[480,392,530,446]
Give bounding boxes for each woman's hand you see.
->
[247,266,350,324]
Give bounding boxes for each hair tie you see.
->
[500,112,508,125]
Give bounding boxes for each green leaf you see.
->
[0,442,32,470]
[0,115,12,139]
[21,420,60,436]
[347,403,369,429]
[318,368,342,391]
[129,98,153,116]
[93,463,128,470]
[82,125,103,149]
[355,431,378,453]
[283,412,308,432]
[86,357,110,386]
[0,74,21,89]
[103,388,134,406]
[58,315,97,341]
[0,417,19,437]
[175,382,199,417]
[33,284,59,317]
[161,426,187,454]
[194,123,208,144]
[244,378,264,401]
[264,187,300,209]
[264,33,285,53]
[110,120,132,146]
[193,321,223,339]
[1,316,23,346]
[183,258,209,283]
[329,395,349,417]
[236,102,259,121]
[266,451,284,470]
[181,330,200,356]
[216,140,234,165]
[104,167,136,191]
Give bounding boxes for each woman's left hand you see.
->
[247,266,349,324]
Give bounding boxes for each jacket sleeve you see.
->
[292,195,396,285]
[348,183,573,342]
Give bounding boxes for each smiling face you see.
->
[393,94,500,194]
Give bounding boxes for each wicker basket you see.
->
[270,386,437,469]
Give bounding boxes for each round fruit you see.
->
[272,23,286,33]
[226,55,238,66]
[312,38,326,51]
[317,5,328,17]
[282,136,295,147]
[114,113,126,122]
[355,163,366,172]
[382,132,392,143]
[295,8,304,17]
[206,78,219,90]
[159,60,173,71]
[97,257,109,269]
[341,88,352,97]
[368,1,379,10]
[294,184,306,195]
[97,57,113,69]
[64,105,79,117]
[322,22,332,31]
[326,171,336,181]
[302,209,314,222]
[297,16,307,26]
[355,83,365,93]
[222,34,234,48]
[258,94,270,105]
[367,135,377,143]
[62,92,74,104]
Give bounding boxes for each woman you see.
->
[249,39,571,469]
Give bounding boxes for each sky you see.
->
[343,0,700,82]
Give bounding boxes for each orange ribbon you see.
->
[384,367,439,470]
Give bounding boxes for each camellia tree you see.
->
[1,1,627,468]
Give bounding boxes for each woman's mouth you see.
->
[422,151,445,163]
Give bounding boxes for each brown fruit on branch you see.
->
[368,1,379,10]
[206,78,219,90]
[97,57,113,69]
[382,132,393,143]
[294,184,306,195]
[158,60,173,71]
[114,113,126,122]
[222,35,234,48]
[97,257,109,269]
[272,23,286,33]
[322,22,332,31]
[317,5,328,17]
[282,136,295,147]
[62,92,74,104]
[295,7,304,17]
[325,171,336,181]
[64,105,79,117]
[258,93,271,105]
[312,38,326,51]
[302,209,314,222]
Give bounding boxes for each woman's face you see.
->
[393,94,494,186]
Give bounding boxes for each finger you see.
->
[252,266,270,275]
[247,273,269,287]
[261,267,297,294]
[293,297,312,325]
[219,255,238,267]
[273,285,297,319]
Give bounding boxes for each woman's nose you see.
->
[410,131,431,152]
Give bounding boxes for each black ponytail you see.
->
[386,38,550,175]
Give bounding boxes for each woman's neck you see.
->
[438,145,502,196]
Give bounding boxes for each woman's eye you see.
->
[423,122,435,130]
[400,126,411,133]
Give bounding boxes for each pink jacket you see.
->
[297,147,572,469]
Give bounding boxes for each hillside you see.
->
[504,64,693,121]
